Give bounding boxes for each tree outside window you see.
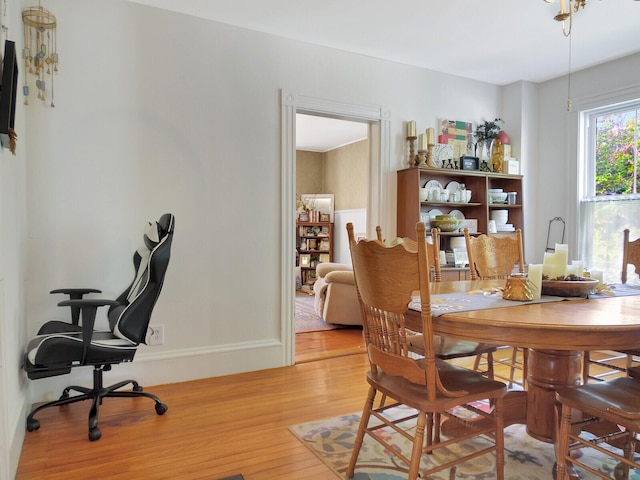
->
[580,105,640,284]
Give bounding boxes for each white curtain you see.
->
[579,196,640,284]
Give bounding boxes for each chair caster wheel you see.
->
[26,418,40,432]
[88,427,102,441]
[155,403,168,415]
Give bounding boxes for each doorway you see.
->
[280,90,391,365]
[294,114,368,354]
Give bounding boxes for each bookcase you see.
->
[296,221,333,287]
[397,167,524,278]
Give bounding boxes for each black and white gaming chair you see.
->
[23,213,175,441]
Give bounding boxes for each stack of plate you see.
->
[496,223,515,232]
[450,237,467,251]
[491,210,509,226]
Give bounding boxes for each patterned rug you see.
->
[290,406,639,479]
[295,292,339,333]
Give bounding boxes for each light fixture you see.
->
[22,4,59,107]
[544,0,587,36]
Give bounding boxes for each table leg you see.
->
[526,349,582,443]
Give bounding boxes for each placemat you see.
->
[409,289,567,317]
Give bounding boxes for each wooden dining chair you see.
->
[556,376,640,480]
[346,221,506,480]
[583,228,640,382]
[464,228,528,390]
[376,226,441,281]
[374,226,497,373]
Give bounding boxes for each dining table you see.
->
[404,279,640,447]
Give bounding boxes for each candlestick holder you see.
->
[406,136,417,166]
[426,143,436,168]
[417,149,427,166]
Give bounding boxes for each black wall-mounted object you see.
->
[0,40,18,149]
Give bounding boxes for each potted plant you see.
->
[474,118,503,160]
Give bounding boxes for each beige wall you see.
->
[296,139,369,211]
[296,150,323,196]
[324,140,368,211]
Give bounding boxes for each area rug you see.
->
[295,292,340,333]
[290,406,639,479]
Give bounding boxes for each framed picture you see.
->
[319,253,330,263]
[299,254,311,267]
[453,248,469,267]
[320,213,330,222]
[461,155,479,171]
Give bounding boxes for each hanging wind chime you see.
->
[22,4,58,107]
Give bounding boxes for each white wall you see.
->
[23,0,503,401]
[532,53,640,263]
[5,0,638,476]
[0,1,29,477]
[334,209,367,264]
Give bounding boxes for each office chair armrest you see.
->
[51,288,102,296]
[58,299,119,362]
[51,288,103,325]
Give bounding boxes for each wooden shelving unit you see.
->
[397,167,524,277]
[296,221,333,287]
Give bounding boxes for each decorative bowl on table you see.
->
[541,277,599,297]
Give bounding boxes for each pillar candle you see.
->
[571,260,584,277]
[418,133,427,150]
[528,264,543,300]
[590,270,604,286]
[426,127,435,145]
[565,265,578,276]
[542,252,556,279]
[407,121,416,137]
[555,244,568,278]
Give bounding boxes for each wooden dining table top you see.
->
[407,279,640,351]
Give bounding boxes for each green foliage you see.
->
[474,118,503,143]
[595,111,639,195]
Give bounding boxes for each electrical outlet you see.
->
[146,325,164,346]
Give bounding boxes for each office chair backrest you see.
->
[110,213,174,344]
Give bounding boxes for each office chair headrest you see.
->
[143,221,161,250]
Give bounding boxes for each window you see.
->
[579,101,640,284]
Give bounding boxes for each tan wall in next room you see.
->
[296,139,368,211]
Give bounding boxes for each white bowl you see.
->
[490,192,508,203]
[491,210,509,226]
[464,190,472,203]
[419,188,429,202]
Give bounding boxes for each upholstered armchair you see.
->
[312,262,362,325]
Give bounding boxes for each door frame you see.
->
[280,89,390,365]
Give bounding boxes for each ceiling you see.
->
[296,114,368,152]
[131,0,640,149]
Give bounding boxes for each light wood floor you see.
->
[16,329,368,480]
[16,330,628,480]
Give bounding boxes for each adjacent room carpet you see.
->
[290,406,638,479]
[295,291,340,333]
